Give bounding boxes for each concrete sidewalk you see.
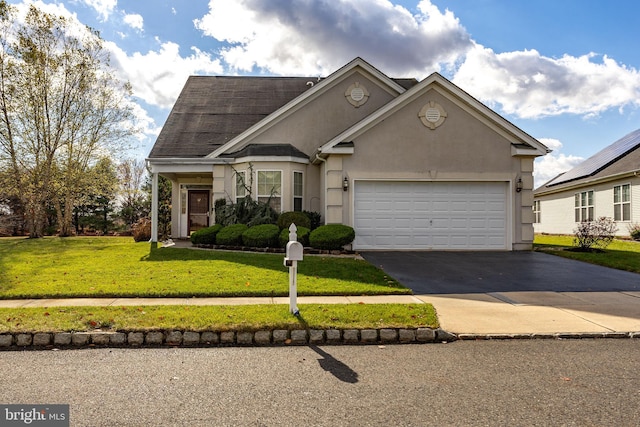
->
[1,292,639,337]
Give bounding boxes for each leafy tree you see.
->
[73,157,118,234]
[0,2,137,237]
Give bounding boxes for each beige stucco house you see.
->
[534,128,640,237]
[147,57,548,250]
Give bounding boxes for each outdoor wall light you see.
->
[343,177,349,192]
[516,178,523,193]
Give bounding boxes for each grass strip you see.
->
[0,237,410,298]
[534,235,640,273]
[0,304,438,333]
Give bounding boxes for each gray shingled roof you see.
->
[535,128,640,193]
[149,75,419,159]
[220,143,309,159]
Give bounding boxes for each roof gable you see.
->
[206,57,410,159]
[317,72,548,157]
[544,128,640,187]
[149,76,314,158]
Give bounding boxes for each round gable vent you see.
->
[419,101,447,129]
[345,82,369,107]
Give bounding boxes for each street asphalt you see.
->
[1,341,638,426]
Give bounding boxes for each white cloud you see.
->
[194,0,472,77]
[533,138,584,188]
[105,40,224,109]
[453,44,640,119]
[78,0,117,21]
[123,13,143,31]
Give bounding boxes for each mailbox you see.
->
[284,241,304,267]
[286,241,304,261]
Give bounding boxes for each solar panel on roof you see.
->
[546,128,640,186]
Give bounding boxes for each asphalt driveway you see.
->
[361,251,640,294]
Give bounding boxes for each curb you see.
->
[456,332,640,340]
[0,327,456,351]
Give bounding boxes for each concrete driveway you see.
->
[361,251,640,294]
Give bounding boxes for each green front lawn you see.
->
[0,303,438,333]
[534,234,640,273]
[0,237,410,299]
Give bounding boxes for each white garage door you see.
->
[354,181,508,250]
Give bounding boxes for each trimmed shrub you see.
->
[216,224,248,246]
[279,226,310,247]
[190,224,223,245]
[628,223,640,241]
[309,224,355,250]
[277,211,311,230]
[242,224,280,248]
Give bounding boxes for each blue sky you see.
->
[7,0,640,187]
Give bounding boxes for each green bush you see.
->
[279,226,310,247]
[309,224,355,250]
[216,224,248,246]
[628,223,640,241]
[303,211,322,230]
[190,224,223,245]
[242,224,280,248]
[277,211,311,230]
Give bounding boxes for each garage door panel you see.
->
[354,181,507,250]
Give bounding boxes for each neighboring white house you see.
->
[534,128,640,237]
[146,57,549,250]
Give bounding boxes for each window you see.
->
[293,171,303,212]
[533,200,541,223]
[614,184,631,221]
[575,190,594,222]
[257,170,281,212]
[235,171,247,203]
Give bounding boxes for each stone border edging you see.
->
[2,329,637,350]
[0,328,457,350]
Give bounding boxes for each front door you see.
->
[188,190,209,234]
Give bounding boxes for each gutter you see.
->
[534,169,640,197]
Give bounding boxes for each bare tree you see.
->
[0,2,137,237]
[117,158,148,227]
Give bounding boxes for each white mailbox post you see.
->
[283,223,304,315]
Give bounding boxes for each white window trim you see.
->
[613,183,631,222]
[235,170,247,203]
[293,171,304,212]
[256,169,283,212]
[575,190,594,222]
[533,200,541,224]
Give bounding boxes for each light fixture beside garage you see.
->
[343,177,349,191]
[419,101,447,129]
[516,177,523,192]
